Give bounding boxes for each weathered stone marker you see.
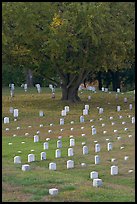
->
[67,160,74,169]
[49,162,56,170]
[93,178,102,187]
[40,152,46,160]
[90,171,98,179]
[111,165,118,175]
[95,155,100,164]
[49,188,58,196]
[83,146,88,155]
[43,142,48,150]
[14,156,21,164]
[68,148,74,156]
[22,164,30,171]
[28,154,35,162]
[55,149,61,158]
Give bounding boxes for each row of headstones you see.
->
[4,100,134,124]
[48,165,119,195]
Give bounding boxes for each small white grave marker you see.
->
[41,152,46,160]
[99,108,103,114]
[117,106,121,112]
[111,165,118,175]
[107,142,113,151]
[93,179,102,187]
[83,146,88,155]
[43,142,48,150]
[92,127,96,135]
[22,164,30,171]
[68,148,74,156]
[83,109,88,115]
[60,118,64,125]
[49,162,56,170]
[61,110,66,116]
[95,144,100,152]
[95,155,100,164]
[129,104,132,110]
[28,154,35,162]
[70,138,75,147]
[57,140,62,148]
[132,117,135,124]
[34,135,39,142]
[49,188,58,196]
[39,111,44,117]
[67,160,74,169]
[14,156,21,164]
[65,106,69,112]
[4,117,9,124]
[90,171,98,179]
[80,116,84,123]
[13,109,19,118]
[55,149,61,158]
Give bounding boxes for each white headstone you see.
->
[41,152,46,160]
[102,87,104,92]
[43,142,48,150]
[80,115,84,123]
[83,109,88,115]
[95,155,100,164]
[22,164,30,171]
[85,105,89,110]
[95,144,100,152]
[70,138,75,147]
[64,106,69,112]
[49,188,58,196]
[92,127,96,135]
[28,154,35,162]
[14,109,18,117]
[14,156,21,164]
[111,165,118,175]
[39,111,44,117]
[83,146,88,155]
[68,148,74,156]
[34,135,39,142]
[132,117,135,124]
[124,97,127,103]
[117,88,120,93]
[88,95,91,100]
[49,162,56,170]
[55,149,61,158]
[107,142,113,151]
[93,178,102,187]
[57,140,62,148]
[9,107,14,113]
[67,160,74,169]
[129,104,132,110]
[4,117,9,124]
[105,88,108,92]
[61,110,66,116]
[117,106,121,112]
[99,108,103,114]
[90,171,98,179]
[60,118,64,125]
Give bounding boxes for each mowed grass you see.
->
[2,87,135,202]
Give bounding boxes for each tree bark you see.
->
[60,70,89,102]
[111,70,120,91]
[97,71,102,90]
[26,69,33,87]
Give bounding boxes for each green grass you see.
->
[2,87,135,202]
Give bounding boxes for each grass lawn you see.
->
[2,87,135,202]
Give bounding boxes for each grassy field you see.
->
[2,87,135,202]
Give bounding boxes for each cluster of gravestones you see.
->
[3,88,135,195]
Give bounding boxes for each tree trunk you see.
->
[61,84,81,102]
[97,71,102,90]
[26,69,33,87]
[111,70,120,91]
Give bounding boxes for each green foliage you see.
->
[2,2,135,94]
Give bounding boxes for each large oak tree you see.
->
[2,2,135,102]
